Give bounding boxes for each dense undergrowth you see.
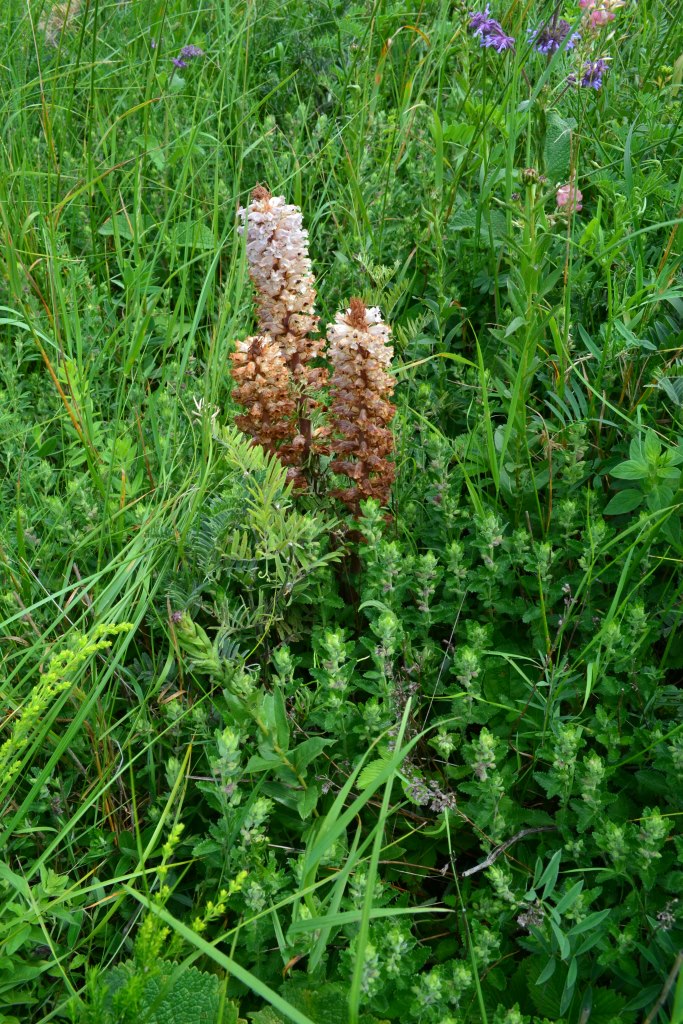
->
[1,0,682,1021]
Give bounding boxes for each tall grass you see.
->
[1,0,682,1021]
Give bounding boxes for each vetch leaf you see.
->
[554,880,583,915]
[539,849,562,899]
[536,957,557,985]
[566,908,611,937]
[560,958,578,1015]
[550,919,570,960]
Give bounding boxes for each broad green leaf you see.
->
[505,316,526,337]
[245,753,283,773]
[610,460,648,480]
[646,484,674,511]
[603,488,644,515]
[98,214,134,240]
[643,430,662,461]
[103,960,221,1024]
[290,738,333,774]
[544,110,574,183]
[296,784,319,820]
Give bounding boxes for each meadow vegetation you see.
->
[1,0,683,1021]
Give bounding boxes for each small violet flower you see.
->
[528,18,580,54]
[469,6,516,52]
[179,44,205,59]
[581,57,609,89]
[556,183,583,213]
[172,44,205,69]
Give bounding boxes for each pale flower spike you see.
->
[238,187,325,379]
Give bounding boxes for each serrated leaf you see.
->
[280,982,350,1024]
[103,960,221,1024]
[356,759,390,791]
[603,489,644,515]
[544,110,575,183]
[250,1009,286,1024]
[191,838,222,857]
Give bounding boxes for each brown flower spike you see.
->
[231,187,329,488]
[327,298,396,513]
[231,191,397,509]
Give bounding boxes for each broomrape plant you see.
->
[231,187,396,512]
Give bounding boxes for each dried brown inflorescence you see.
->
[231,191,397,508]
[230,334,309,490]
[327,298,396,513]
[231,187,329,489]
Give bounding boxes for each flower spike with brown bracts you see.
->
[232,187,329,488]
[326,298,396,514]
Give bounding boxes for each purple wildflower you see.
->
[469,7,516,52]
[469,5,493,33]
[171,56,187,68]
[580,57,609,88]
[179,44,205,59]
[528,18,580,54]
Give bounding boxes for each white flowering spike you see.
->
[238,187,322,371]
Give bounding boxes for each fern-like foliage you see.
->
[169,425,342,644]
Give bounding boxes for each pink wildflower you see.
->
[590,8,615,26]
[580,0,624,27]
[556,183,583,213]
